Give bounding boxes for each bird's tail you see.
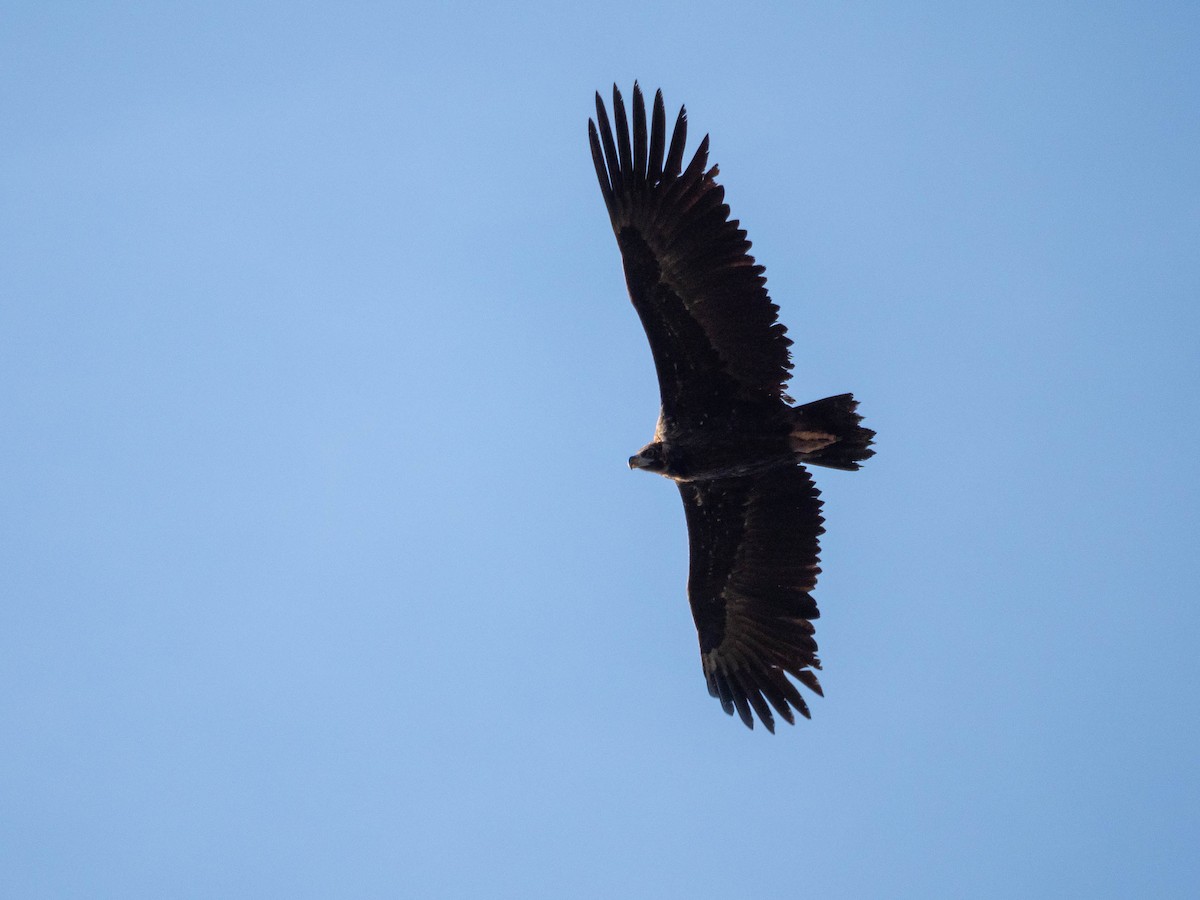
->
[789,393,875,471]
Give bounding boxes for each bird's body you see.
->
[590,84,874,731]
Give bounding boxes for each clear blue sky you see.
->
[3,2,1198,897]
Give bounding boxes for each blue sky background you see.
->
[3,2,1198,897]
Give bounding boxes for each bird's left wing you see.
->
[589,84,794,423]
[678,466,827,731]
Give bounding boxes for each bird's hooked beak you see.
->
[628,453,647,470]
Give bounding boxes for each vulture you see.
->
[588,84,875,731]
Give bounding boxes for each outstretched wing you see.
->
[589,83,793,423]
[678,466,826,732]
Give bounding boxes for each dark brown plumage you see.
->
[589,84,875,731]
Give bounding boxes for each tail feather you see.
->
[790,393,875,471]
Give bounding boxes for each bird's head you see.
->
[629,441,667,474]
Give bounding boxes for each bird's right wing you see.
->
[678,465,826,732]
[589,84,794,423]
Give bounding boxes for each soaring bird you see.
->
[589,84,874,731]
